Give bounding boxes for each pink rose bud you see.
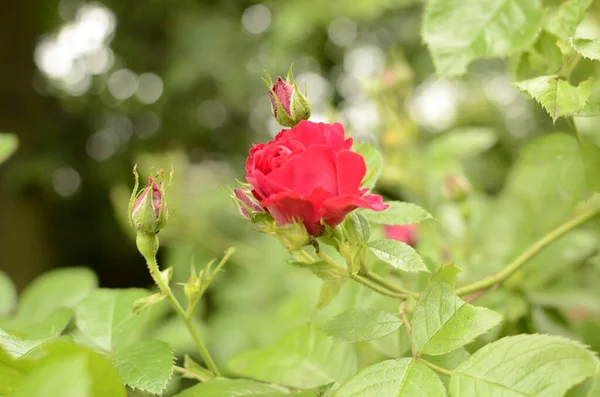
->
[264,65,311,128]
[443,174,471,202]
[128,168,171,235]
[384,224,417,247]
[232,188,264,219]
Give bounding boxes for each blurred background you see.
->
[2,0,600,387]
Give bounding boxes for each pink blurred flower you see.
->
[384,224,417,247]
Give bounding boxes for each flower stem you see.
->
[364,270,418,297]
[173,365,212,382]
[455,205,600,296]
[142,235,221,376]
[399,301,416,357]
[315,249,408,299]
[419,358,453,376]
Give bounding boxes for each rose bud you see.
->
[384,224,417,247]
[245,120,387,236]
[264,65,311,128]
[231,188,264,220]
[443,174,471,202]
[128,167,170,236]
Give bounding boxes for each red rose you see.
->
[384,224,417,247]
[245,121,387,235]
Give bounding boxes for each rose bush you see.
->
[245,120,387,235]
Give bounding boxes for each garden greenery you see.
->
[3,0,600,396]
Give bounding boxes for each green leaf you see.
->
[228,326,358,389]
[32,338,127,397]
[344,212,370,243]
[0,329,47,359]
[336,358,447,397]
[423,0,542,77]
[426,128,497,162]
[362,201,433,225]
[543,0,592,40]
[110,340,174,394]
[572,38,600,60]
[0,348,34,395]
[567,374,600,397]
[0,133,18,165]
[1,307,73,340]
[10,354,91,397]
[576,80,600,116]
[449,334,600,397]
[75,288,151,351]
[15,267,97,323]
[514,76,593,122]
[293,383,335,397]
[353,141,383,190]
[320,308,402,342]
[317,278,346,309]
[412,266,503,355]
[368,239,429,272]
[425,348,470,388]
[0,271,16,318]
[173,378,289,397]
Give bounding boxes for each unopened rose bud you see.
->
[264,65,311,128]
[384,224,417,247]
[128,167,171,235]
[443,174,471,202]
[232,188,264,219]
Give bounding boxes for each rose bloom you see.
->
[245,121,387,235]
[384,224,417,247]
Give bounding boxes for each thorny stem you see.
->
[400,301,454,375]
[455,205,600,296]
[143,235,221,377]
[419,358,454,376]
[173,365,212,382]
[399,301,417,358]
[315,249,409,299]
[364,270,419,297]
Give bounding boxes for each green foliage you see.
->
[449,334,600,396]
[13,267,96,324]
[423,0,542,76]
[0,133,17,165]
[412,266,503,355]
[368,239,429,272]
[3,338,126,397]
[361,201,433,225]
[110,340,174,394]
[542,0,592,41]
[336,358,447,397]
[572,38,600,61]
[228,326,357,389]
[173,378,290,397]
[320,308,402,342]
[514,76,593,121]
[426,128,497,163]
[0,271,16,317]
[74,288,151,351]
[9,355,91,397]
[353,141,383,190]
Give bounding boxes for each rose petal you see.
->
[252,170,290,200]
[261,191,321,235]
[336,150,366,195]
[275,121,352,152]
[319,194,388,227]
[268,145,338,196]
